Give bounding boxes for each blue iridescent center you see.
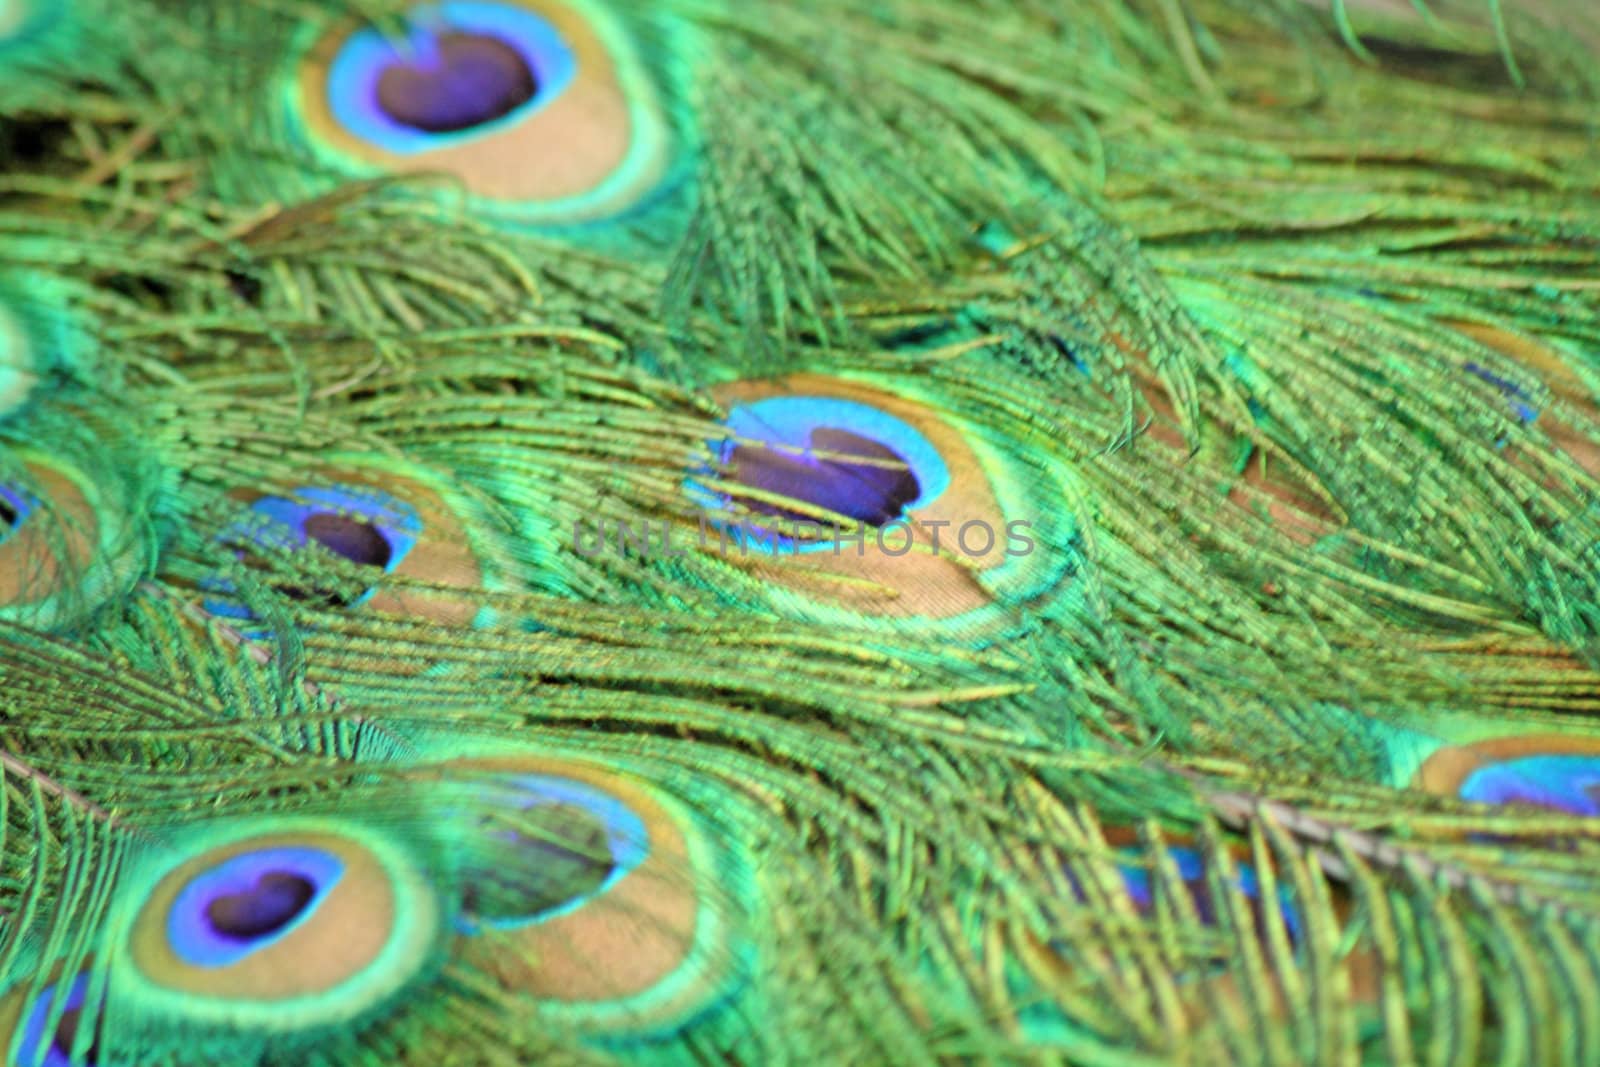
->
[167,846,345,968]
[204,484,422,620]
[1459,754,1600,816]
[461,774,650,933]
[378,33,535,134]
[1116,847,1303,945]
[0,481,34,546]
[17,973,93,1067]
[693,396,951,554]
[327,2,577,152]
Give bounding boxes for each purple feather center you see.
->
[728,426,922,527]
[167,846,345,968]
[376,32,538,134]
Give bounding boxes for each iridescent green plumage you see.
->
[2,0,1599,1064]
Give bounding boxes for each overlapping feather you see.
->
[0,0,1598,1064]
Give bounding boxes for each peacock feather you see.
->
[3,0,1600,1063]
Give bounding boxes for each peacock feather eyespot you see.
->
[205,484,423,619]
[0,452,142,630]
[201,461,505,632]
[698,395,951,547]
[682,373,1076,626]
[437,755,739,1036]
[457,774,649,933]
[8,973,99,1067]
[329,7,561,144]
[110,820,442,1039]
[166,846,345,968]
[1415,735,1600,817]
[293,0,671,226]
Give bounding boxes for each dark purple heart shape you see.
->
[51,1007,99,1066]
[303,511,394,569]
[729,426,921,527]
[376,31,538,134]
[205,871,318,941]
